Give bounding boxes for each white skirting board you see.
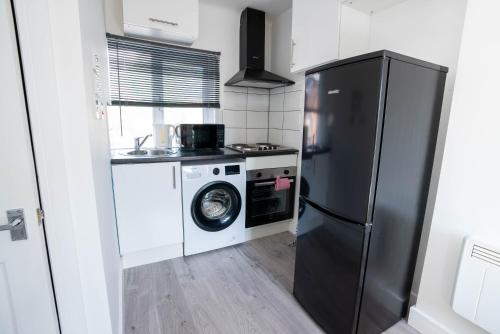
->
[408,306,452,334]
[121,243,183,269]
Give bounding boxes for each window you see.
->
[107,106,212,149]
[106,34,220,149]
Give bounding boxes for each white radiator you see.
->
[452,237,500,333]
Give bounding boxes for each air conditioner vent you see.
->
[471,244,500,268]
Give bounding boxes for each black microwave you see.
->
[177,124,224,151]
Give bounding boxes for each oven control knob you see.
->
[213,168,220,175]
[284,169,290,175]
[256,172,262,178]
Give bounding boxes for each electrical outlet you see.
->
[92,52,106,120]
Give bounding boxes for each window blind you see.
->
[107,34,220,108]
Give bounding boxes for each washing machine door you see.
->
[191,181,242,232]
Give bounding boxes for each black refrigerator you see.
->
[294,50,447,334]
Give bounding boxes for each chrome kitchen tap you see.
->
[134,134,152,151]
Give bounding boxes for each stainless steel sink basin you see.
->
[126,150,148,156]
[148,149,172,156]
[123,149,174,157]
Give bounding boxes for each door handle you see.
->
[254,179,295,187]
[172,165,176,189]
[148,18,179,27]
[1,209,27,241]
[290,39,296,68]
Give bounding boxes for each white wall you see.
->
[35,0,121,333]
[75,0,121,332]
[368,0,468,301]
[104,0,275,144]
[408,0,500,333]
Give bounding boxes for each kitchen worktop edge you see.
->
[110,148,299,164]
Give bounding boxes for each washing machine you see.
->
[182,159,246,256]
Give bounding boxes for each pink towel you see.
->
[275,176,291,191]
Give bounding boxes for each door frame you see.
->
[11,0,116,333]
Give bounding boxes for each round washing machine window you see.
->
[191,181,242,232]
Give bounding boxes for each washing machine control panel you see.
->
[224,165,240,175]
[184,166,203,179]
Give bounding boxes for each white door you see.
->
[0,0,59,333]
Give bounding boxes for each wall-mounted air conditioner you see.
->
[123,0,199,45]
[452,237,500,333]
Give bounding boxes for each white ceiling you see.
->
[202,0,408,17]
[202,0,293,17]
[341,0,409,13]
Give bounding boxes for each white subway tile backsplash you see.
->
[215,109,223,123]
[270,87,285,95]
[283,130,302,149]
[284,90,303,111]
[225,128,247,144]
[224,86,247,94]
[247,111,269,129]
[247,93,269,111]
[269,111,284,129]
[268,129,283,145]
[223,91,247,111]
[223,110,246,128]
[270,93,284,112]
[248,87,269,95]
[283,111,302,130]
[285,78,305,92]
[220,87,304,149]
[247,129,268,144]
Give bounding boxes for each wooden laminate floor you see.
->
[124,232,419,334]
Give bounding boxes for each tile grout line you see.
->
[281,91,285,145]
[246,87,249,144]
[268,92,271,142]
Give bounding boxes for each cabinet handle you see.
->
[172,165,176,189]
[290,39,296,68]
[149,17,179,27]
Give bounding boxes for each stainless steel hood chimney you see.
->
[225,7,294,89]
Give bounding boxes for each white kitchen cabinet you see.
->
[112,162,183,258]
[123,0,199,45]
[291,0,341,73]
[338,5,371,59]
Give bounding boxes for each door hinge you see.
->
[36,208,45,225]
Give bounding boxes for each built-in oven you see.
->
[246,167,296,228]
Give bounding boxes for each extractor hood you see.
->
[225,7,294,89]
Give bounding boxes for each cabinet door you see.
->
[112,162,183,254]
[291,0,340,73]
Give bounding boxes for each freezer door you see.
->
[301,58,385,223]
[294,198,369,334]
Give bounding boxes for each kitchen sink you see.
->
[126,150,148,156]
[123,149,174,157]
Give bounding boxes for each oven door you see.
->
[246,177,296,228]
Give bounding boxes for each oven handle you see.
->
[253,179,295,187]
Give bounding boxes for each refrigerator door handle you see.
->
[301,196,363,227]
